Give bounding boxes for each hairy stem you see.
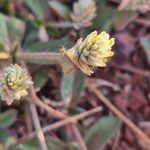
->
[46,22,76,28]
[16,52,61,61]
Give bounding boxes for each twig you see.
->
[71,124,88,150]
[88,78,121,91]
[110,63,150,77]
[19,107,102,142]
[30,103,48,150]
[139,121,150,128]
[29,89,67,119]
[134,18,150,27]
[112,132,121,150]
[24,102,33,132]
[21,61,67,119]
[87,83,150,146]
[42,97,65,108]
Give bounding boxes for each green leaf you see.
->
[0,42,10,52]
[94,0,119,32]
[23,40,74,64]
[23,0,48,20]
[61,71,75,100]
[33,71,48,88]
[18,138,39,150]
[0,0,9,7]
[19,137,79,150]
[25,40,74,52]
[0,13,25,48]
[140,37,150,63]
[85,116,121,150]
[0,109,17,129]
[23,31,38,48]
[72,70,85,100]
[48,1,71,19]
[0,130,10,142]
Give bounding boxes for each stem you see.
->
[30,103,48,150]
[46,22,76,28]
[71,124,88,150]
[16,52,61,61]
[19,107,102,142]
[21,61,67,119]
[87,83,150,146]
[29,87,67,119]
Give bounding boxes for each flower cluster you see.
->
[61,31,115,75]
[0,64,33,105]
[124,0,150,12]
[71,0,96,29]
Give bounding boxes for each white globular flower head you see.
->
[0,64,33,105]
[71,0,97,29]
[61,31,115,75]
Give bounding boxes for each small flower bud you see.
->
[61,31,115,75]
[71,0,97,29]
[0,64,33,105]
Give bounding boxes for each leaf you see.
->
[23,31,38,48]
[33,71,48,88]
[0,130,10,142]
[0,13,25,48]
[0,42,9,52]
[48,1,71,19]
[72,70,85,100]
[61,71,75,100]
[23,40,74,64]
[140,37,150,63]
[22,0,48,20]
[0,0,9,7]
[18,137,79,150]
[84,116,121,150]
[18,138,39,150]
[0,109,17,129]
[94,0,120,32]
[25,40,74,52]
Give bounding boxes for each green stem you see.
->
[16,52,61,61]
[46,22,79,28]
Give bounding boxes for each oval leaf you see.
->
[85,116,121,150]
[48,1,71,19]
[61,71,75,100]
[140,37,150,64]
[0,109,17,129]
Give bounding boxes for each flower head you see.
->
[61,31,115,75]
[0,64,33,105]
[71,0,96,29]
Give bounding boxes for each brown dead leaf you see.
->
[124,128,135,144]
[114,93,128,112]
[128,87,147,111]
